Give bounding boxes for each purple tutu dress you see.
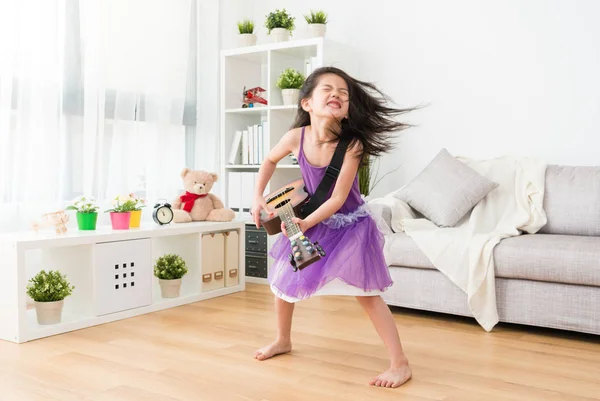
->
[268,126,394,302]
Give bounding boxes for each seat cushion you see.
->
[539,165,600,236]
[384,233,435,269]
[494,234,600,287]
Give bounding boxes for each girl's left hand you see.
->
[280,217,310,237]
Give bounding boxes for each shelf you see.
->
[225,107,268,114]
[223,105,296,114]
[4,221,243,250]
[24,285,244,342]
[225,164,300,169]
[222,37,324,58]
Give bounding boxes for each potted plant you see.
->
[26,270,74,325]
[265,9,295,42]
[154,253,188,298]
[237,19,256,47]
[128,193,146,228]
[277,68,305,106]
[65,195,99,230]
[104,194,137,230]
[304,10,328,38]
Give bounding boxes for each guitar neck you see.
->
[278,204,302,238]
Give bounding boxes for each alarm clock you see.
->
[153,201,174,225]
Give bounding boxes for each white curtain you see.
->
[0,0,200,232]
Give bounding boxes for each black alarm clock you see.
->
[153,201,174,225]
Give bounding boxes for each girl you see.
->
[251,66,414,388]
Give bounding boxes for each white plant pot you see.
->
[159,278,182,298]
[238,33,257,47]
[270,28,290,42]
[308,23,326,38]
[282,89,300,106]
[34,300,64,325]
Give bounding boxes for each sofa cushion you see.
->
[539,165,600,236]
[494,234,600,287]
[384,233,435,269]
[394,148,498,227]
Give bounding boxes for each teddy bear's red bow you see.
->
[180,191,207,212]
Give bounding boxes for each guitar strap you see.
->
[299,132,352,218]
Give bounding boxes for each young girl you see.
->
[251,66,413,388]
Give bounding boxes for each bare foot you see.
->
[369,365,412,388]
[253,340,292,361]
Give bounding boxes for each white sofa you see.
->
[375,165,600,335]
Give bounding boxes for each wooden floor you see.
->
[1,284,599,401]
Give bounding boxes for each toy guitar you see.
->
[259,178,325,271]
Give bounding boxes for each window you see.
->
[0,0,202,231]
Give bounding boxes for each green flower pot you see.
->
[76,212,98,230]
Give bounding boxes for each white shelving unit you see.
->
[0,221,244,343]
[220,38,355,282]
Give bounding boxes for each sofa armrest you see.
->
[366,201,394,235]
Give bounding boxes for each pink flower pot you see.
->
[110,212,131,230]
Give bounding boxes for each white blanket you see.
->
[377,155,547,331]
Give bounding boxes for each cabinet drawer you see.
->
[246,228,267,253]
[246,252,268,278]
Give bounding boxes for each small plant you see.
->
[154,254,188,280]
[65,195,99,213]
[129,193,147,211]
[105,194,138,213]
[265,9,295,34]
[237,19,254,34]
[304,10,328,24]
[277,68,305,90]
[26,270,74,302]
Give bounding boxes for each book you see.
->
[227,130,242,165]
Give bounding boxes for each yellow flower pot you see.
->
[129,210,142,228]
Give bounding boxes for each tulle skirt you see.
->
[268,203,394,302]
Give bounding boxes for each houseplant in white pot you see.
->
[265,9,295,42]
[304,10,328,37]
[154,253,188,298]
[277,68,305,106]
[26,270,74,325]
[237,19,256,47]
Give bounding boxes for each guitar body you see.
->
[258,178,325,271]
[259,178,310,235]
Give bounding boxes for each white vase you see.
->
[34,300,64,325]
[159,278,182,298]
[308,23,326,38]
[270,28,290,42]
[238,33,257,47]
[282,89,300,106]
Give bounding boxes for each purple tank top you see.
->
[297,126,364,214]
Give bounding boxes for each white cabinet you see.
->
[0,221,245,343]
[94,238,152,316]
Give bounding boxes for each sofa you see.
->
[375,164,600,335]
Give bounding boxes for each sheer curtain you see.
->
[0,0,200,232]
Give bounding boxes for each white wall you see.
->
[220,0,600,197]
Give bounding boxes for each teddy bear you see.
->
[172,168,235,223]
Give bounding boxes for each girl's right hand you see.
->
[251,196,275,229]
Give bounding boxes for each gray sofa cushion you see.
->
[384,233,435,270]
[494,234,600,287]
[394,148,498,227]
[539,165,600,236]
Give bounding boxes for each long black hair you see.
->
[291,66,416,162]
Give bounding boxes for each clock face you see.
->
[155,206,173,224]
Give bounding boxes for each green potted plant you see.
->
[277,68,305,106]
[237,19,256,47]
[104,194,137,230]
[26,270,74,325]
[265,8,295,42]
[65,195,99,231]
[154,253,188,298]
[304,10,328,38]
